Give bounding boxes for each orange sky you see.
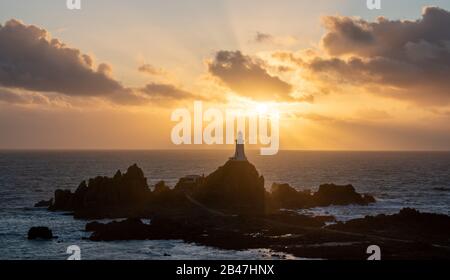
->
[0,1,449,150]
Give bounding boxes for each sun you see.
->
[256,103,269,115]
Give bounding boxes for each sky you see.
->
[1,0,450,150]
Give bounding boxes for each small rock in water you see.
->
[27,227,54,240]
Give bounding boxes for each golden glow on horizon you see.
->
[0,3,449,151]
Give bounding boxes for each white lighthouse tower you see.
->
[230,131,247,161]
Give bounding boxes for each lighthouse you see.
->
[230,131,247,161]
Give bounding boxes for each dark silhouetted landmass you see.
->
[327,208,450,243]
[84,208,450,260]
[33,159,450,259]
[267,183,375,210]
[49,164,153,218]
[193,160,265,215]
[43,161,374,219]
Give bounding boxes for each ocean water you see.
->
[0,150,449,260]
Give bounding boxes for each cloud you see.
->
[0,88,50,105]
[320,16,374,56]
[306,6,450,105]
[255,32,273,43]
[254,32,298,46]
[321,7,450,58]
[208,50,293,101]
[140,83,195,100]
[138,64,166,76]
[0,19,127,98]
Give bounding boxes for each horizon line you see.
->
[1,148,449,153]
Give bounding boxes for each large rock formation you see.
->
[268,183,375,210]
[193,160,266,215]
[49,164,152,219]
[42,162,374,219]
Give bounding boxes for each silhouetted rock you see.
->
[33,156,449,259]
[89,218,152,241]
[85,221,105,232]
[49,164,152,219]
[52,189,74,211]
[27,227,53,240]
[266,210,334,227]
[268,183,313,209]
[327,208,450,243]
[175,175,204,192]
[194,160,265,215]
[314,184,375,206]
[267,183,375,210]
[87,211,325,243]
[42,161,376,219]
[88,215,205,241]
[34,199,53,207]
[153,181,171,194]
[86,208,450,259]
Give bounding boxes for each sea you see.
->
[0,150,449,260]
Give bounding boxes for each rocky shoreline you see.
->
[78,207,450,260]
[33,161,450,260]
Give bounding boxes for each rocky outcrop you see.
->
[49,164,152,219]
[51,189,74,211]
[327,208,450,243]
[88,216,203,241]
[193,160,265,215]
[314,184,375,206]
[268,183,375,210]
[174,176,204,192]
[27,227,54,240]
[85,221,105,232]
[153,181,171,194]
[29,156,450,260]
[40,161,374,220]
[86,209,450,259]
[268,183,313,209]
[89,218,153,241]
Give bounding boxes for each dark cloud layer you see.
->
[0,19,198,106]
[0,88,49,105]
[208,50,293,101]
[0,87,56,105]
[321,7,450,58]
[310,7,450,105]
[140,83,194,100]
[0,19,124,97]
